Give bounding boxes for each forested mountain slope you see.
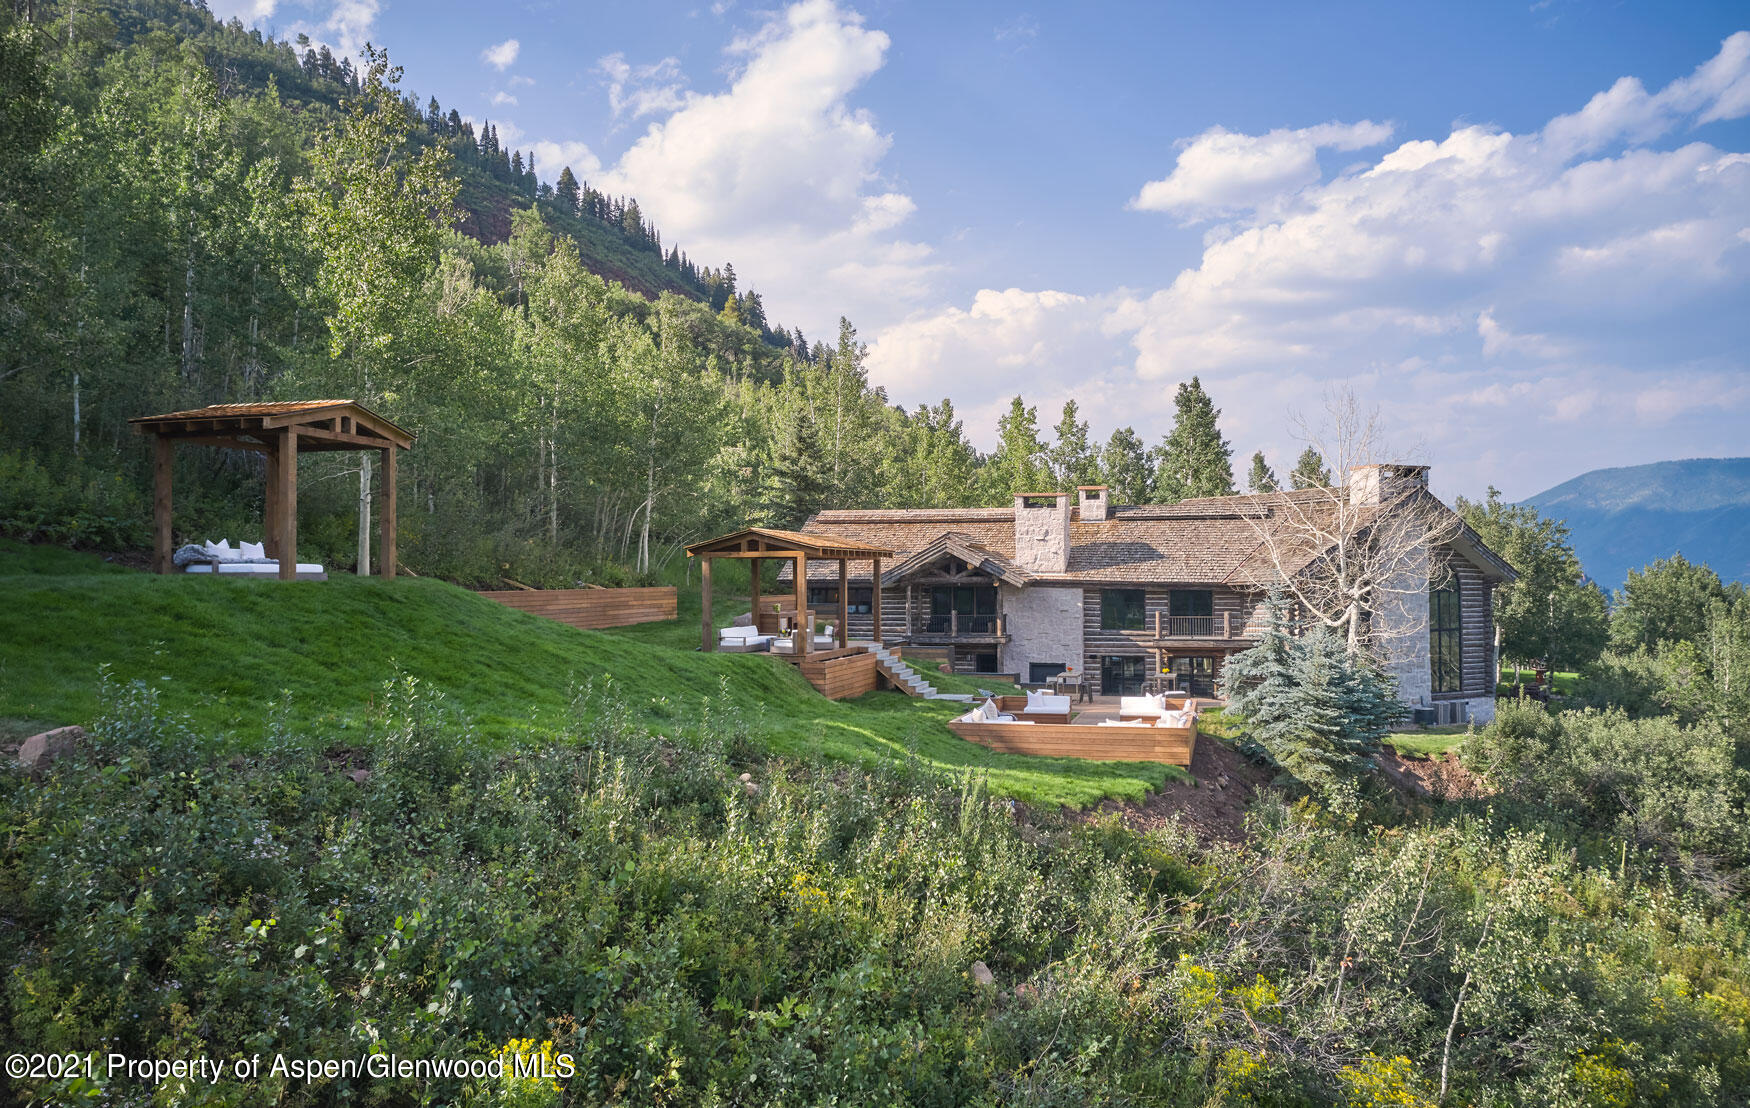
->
[1524,457,1750,589]
[0,1,1256,588]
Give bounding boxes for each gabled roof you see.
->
[790,484,1516,587]
[685,527,894,561]
[129,400,413,451]
[882,532,1033,587]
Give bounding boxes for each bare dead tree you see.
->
[1241,389,1461,656]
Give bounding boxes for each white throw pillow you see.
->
[240,540,265,560]
[979,698,1000,722]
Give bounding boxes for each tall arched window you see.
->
[1430,578,1463,693]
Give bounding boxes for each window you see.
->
[1100,654,1146,695]
[929,585,997,633]
[1168,655,1217,697]
[1430,579,1463,693]
[808,586,874,615]
[1029,662,1067,685]
[1168,589,1214,636]
[1101,589,1146,631]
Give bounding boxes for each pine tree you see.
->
[554,166,580,214]
[762,404,832,527]
[1049,399,1096,489]
[986,396,1049,498]
[1288,447,1332,490]
[1217,588,1300,762]
[1247,450,1279,493]
[1100,426,1151,504]
[1152,376,1235,502]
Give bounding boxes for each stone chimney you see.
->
[1348,464,1430,506]
[1077,485,1110,522]
[1014,492,1072,573]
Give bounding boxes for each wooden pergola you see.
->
[685,528,894,656]
[129,400,413,581]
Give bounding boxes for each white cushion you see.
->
[1025,693,1070,714]
[240,540,265,560]
[978,698,1000,722]
[1159,710,1189,728]
[720,625,760,642]
[1118,696,1162,717]
[1098,718,1153,727]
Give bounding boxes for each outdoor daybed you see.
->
[173,539,326,580]
[948,697,1200,767]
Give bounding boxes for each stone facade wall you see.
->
[1373,542,1432,707]
[1000,584,1084,681]
[1013,494,1071,573]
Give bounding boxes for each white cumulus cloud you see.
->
[592,0,937,331]
[598,53,689,120]
[482,38,520,70]
[1130,120,1394,220]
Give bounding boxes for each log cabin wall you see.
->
[1079,584,1258,694]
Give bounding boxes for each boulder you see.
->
[348,769,371,784]
[18,726,84,776]
[970,960,995,987]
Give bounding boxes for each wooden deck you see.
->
[478,586,677,630]
[795,647,881,700]
[948,699,1201,766]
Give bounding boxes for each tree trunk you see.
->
[548,395,558,545]
[356,451,372,576]
[181,246,196,381]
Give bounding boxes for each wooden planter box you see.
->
[479,586,677,630]
[949,701,1200,767]
[798,649,878,700]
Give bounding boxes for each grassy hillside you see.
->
[0,543,1171,806]
[1524,456,1750,587]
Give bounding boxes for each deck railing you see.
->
[1152,611,1235,638]
[920,612,1006,637]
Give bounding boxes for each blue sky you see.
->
[219,0,1749,501]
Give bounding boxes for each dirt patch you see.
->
[1066,740,1488,846]
[1376,749,1488,802]
[1076,736,1277,844]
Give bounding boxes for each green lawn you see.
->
[1498,665,1580,697]
[1384,727,1469,757]
[0,543,1165,806]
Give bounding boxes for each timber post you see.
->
[837,559,849,648]
[701,556,714,652]
[277,428,298,580]
[871,557,882,644]
[152,435,173,574]
[379,446,397,580]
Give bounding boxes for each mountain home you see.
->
[783,466,1515,723]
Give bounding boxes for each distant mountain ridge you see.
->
[1522,458,1750,590]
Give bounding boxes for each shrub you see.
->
[0,451,148,550]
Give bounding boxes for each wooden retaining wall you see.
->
[478,586,677,630]
[949,712,1198,767]
[798,648,879,700]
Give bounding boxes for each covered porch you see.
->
[685,527,895,658]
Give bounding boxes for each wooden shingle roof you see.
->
[129,400,413,450]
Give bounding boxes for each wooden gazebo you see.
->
[129,401,413,581]
[685,528,894,655]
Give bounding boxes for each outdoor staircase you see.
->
[855,641,974,702]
